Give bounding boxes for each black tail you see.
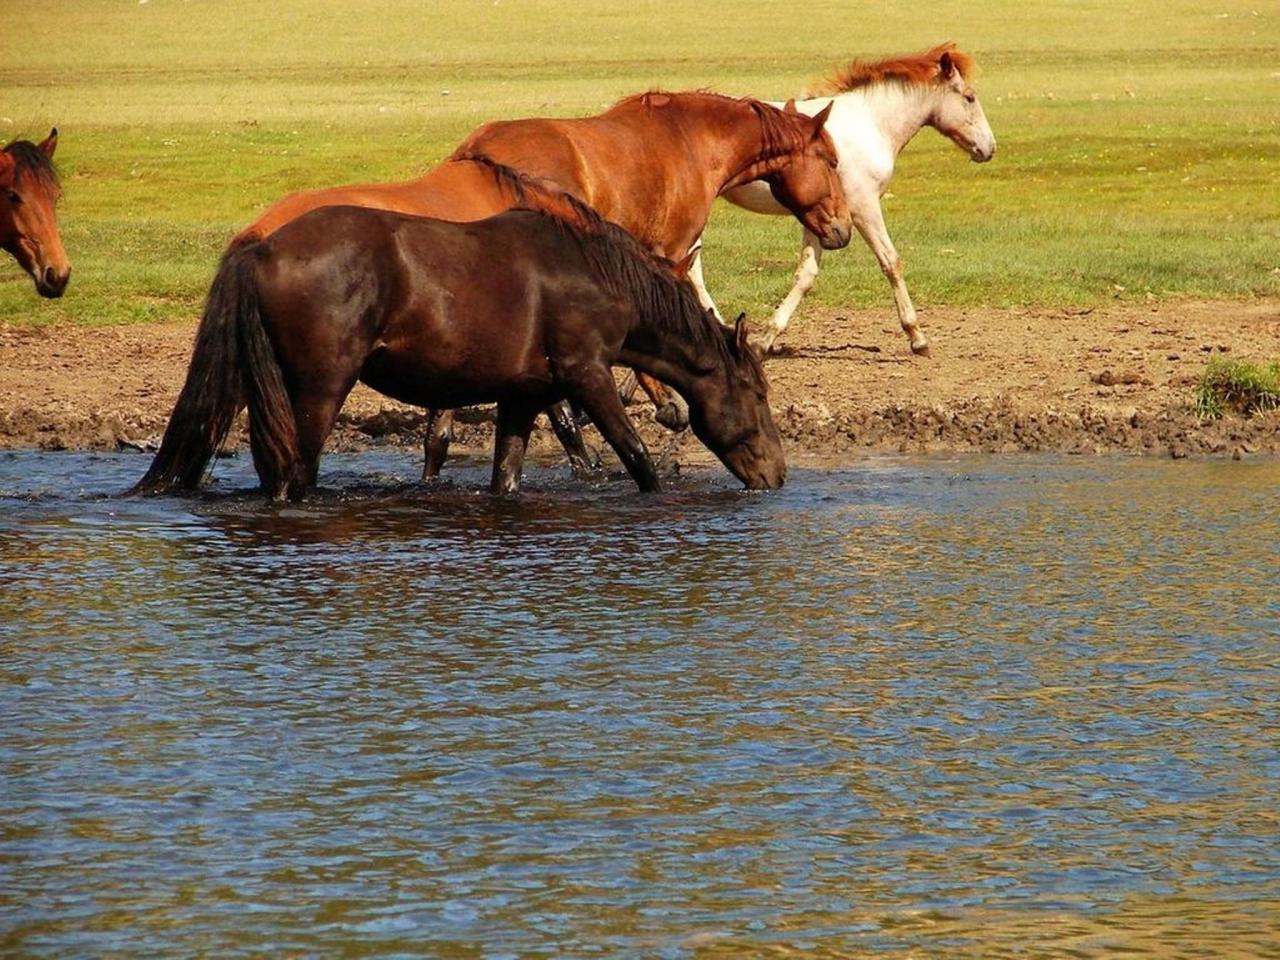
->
[129,246,300,499]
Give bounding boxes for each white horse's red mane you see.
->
[804,43,975,97]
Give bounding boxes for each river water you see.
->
[2,451,1277,958]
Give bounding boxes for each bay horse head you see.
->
[1,129,70,298]
[760,101,852,250]
[688,313,786,490]
[924,45,996,162]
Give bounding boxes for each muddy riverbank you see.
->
[2,299,1277,463]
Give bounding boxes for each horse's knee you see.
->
[794,258,820,292]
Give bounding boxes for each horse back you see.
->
[256,206,617,409]
[455,118,593,197]
[234,160,520,246]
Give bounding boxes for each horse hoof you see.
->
[655,402,689,432]
[911,342,931,357]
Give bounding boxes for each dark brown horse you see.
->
[132,190,786,500]
[236,92,849,474]
[1,129,70,298]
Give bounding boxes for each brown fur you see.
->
[231,91,849,477]
[1,131,69,297]
[134,206,787,499]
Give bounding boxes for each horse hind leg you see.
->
[422,408,455,481]
[286,380,355,500]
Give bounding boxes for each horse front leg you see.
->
[422,408,455,481]
[636,372,689,432]
[568,366,661,492]
[855,201,928,356]
[490,400,540,495]
[686,242,724,323]
[759,229,823,354]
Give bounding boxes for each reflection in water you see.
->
[2,451,1278,957]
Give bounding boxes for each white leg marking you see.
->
[687,244,724,323]
[760,229,823,352]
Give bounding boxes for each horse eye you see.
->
[965,94,976,104]
[6,191,19,205]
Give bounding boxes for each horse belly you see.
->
[359,295,555,410]
[721,181,789,216]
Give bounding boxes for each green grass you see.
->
[1194,358,1280,419]
[2,0,1278,327]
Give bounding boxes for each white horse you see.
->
[689,44,996,356]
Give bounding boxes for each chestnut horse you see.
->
[236,91,850,476]
[132,189,785,500]
[1,129,70,298]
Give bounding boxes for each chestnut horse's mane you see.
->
[802,43,974,98]
[457,153,737,365]
[610,89,812,161]
[2,140,59,191]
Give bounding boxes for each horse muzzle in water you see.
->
[722,441,787,490]
[745,462,787,490]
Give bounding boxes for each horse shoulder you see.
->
[817,99,893,186]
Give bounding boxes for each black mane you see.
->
[455,152,735,365]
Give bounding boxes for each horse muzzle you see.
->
[742,460,786,490]
[35,265,70,298]
[818,218,852,250]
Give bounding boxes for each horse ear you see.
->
[810,101,833,136]
[0,153,13,189]
[783,98,799,114]
[939,51,955,79]
[38,128,58,158]
[733,312,750,354]
[671,249,697,279]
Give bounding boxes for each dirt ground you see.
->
[2,299,1278,468]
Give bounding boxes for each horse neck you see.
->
[836,83,936,157]
[617,305,722,398]
[682,98,801,194]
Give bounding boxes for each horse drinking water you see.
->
[1,129,70,298]
[689,44,995,355]
[132,183,786,501]
[236,91,850,475]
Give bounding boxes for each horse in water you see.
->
[688,44,996,355]
[132,185,786,501]
[237,91,849,475]
[1,129,70,298]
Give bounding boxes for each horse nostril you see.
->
[39,266,70,297]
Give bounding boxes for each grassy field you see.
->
[2,0,1278,328]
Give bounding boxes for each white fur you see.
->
[691,70,996,354]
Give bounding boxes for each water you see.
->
[2,450,1278,958]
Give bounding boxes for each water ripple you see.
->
[2,451,1278,957]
